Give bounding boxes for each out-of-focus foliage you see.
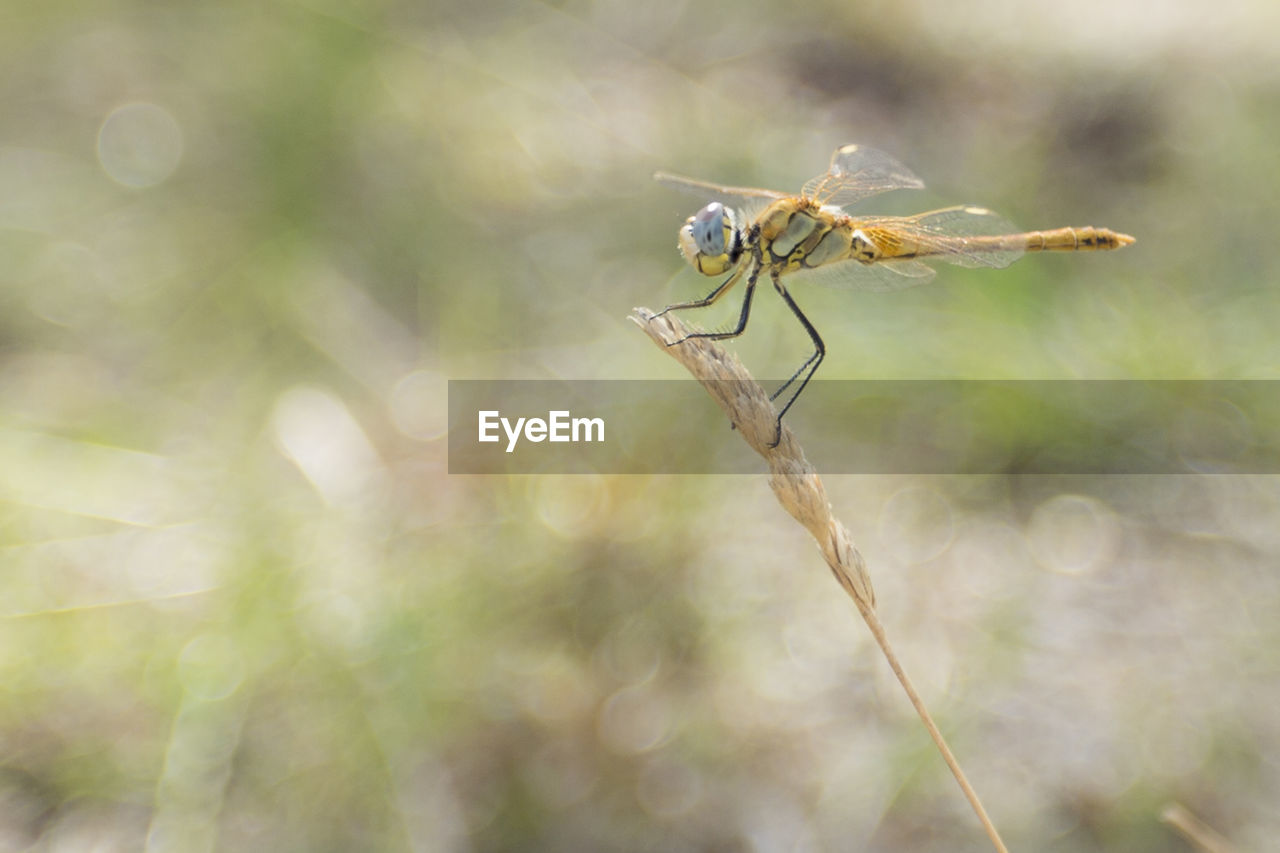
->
[1,0,1279,850]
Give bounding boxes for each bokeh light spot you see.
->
[534,474,608,538]
[389,369,448,440]
[272,386,387,508]
[879,485,955,564]
[597,684,671,754]
[1026,494,1120,576]
[96,102,184,188]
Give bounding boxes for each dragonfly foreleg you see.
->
[659,261,760,346]
[654,263,745,319]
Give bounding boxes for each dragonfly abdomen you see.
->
[863,224,1135,262]
[1019,226,1136,252]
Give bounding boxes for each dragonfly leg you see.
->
[659,261,760,345]
[653,264,745,319]
[767,271,825,448]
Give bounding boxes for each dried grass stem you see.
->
[632,306,1008,853]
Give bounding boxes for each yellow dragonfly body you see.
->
[654,144,1134,444]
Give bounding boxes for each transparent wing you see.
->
[654,170,791,228]
[858,206,1027,269]
[785,206,1027,293]
[801,144,926,207]
[653,171,792,207]
[789,257,938,293]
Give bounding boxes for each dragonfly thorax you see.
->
[678,201,743,276]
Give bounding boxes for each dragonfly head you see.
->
[678,201,740,275]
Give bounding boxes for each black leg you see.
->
[653,265,744,319]
[660,262,760,345]
[767,272,825,447]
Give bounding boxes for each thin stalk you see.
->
[632,306,1008,853]
[1161,803,1237,853]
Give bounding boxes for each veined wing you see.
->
[785,206,1025,293]
[801,144,926,208]
[652,170,791,205]
[855,205,1026,268]
[789,256,939,293]
[654,169,792,227]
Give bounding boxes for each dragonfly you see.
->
[654,143,1135,446]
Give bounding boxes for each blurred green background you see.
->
[2,0,1279,850]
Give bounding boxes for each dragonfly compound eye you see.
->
[691,202,728,256]
[677,202,737,276]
